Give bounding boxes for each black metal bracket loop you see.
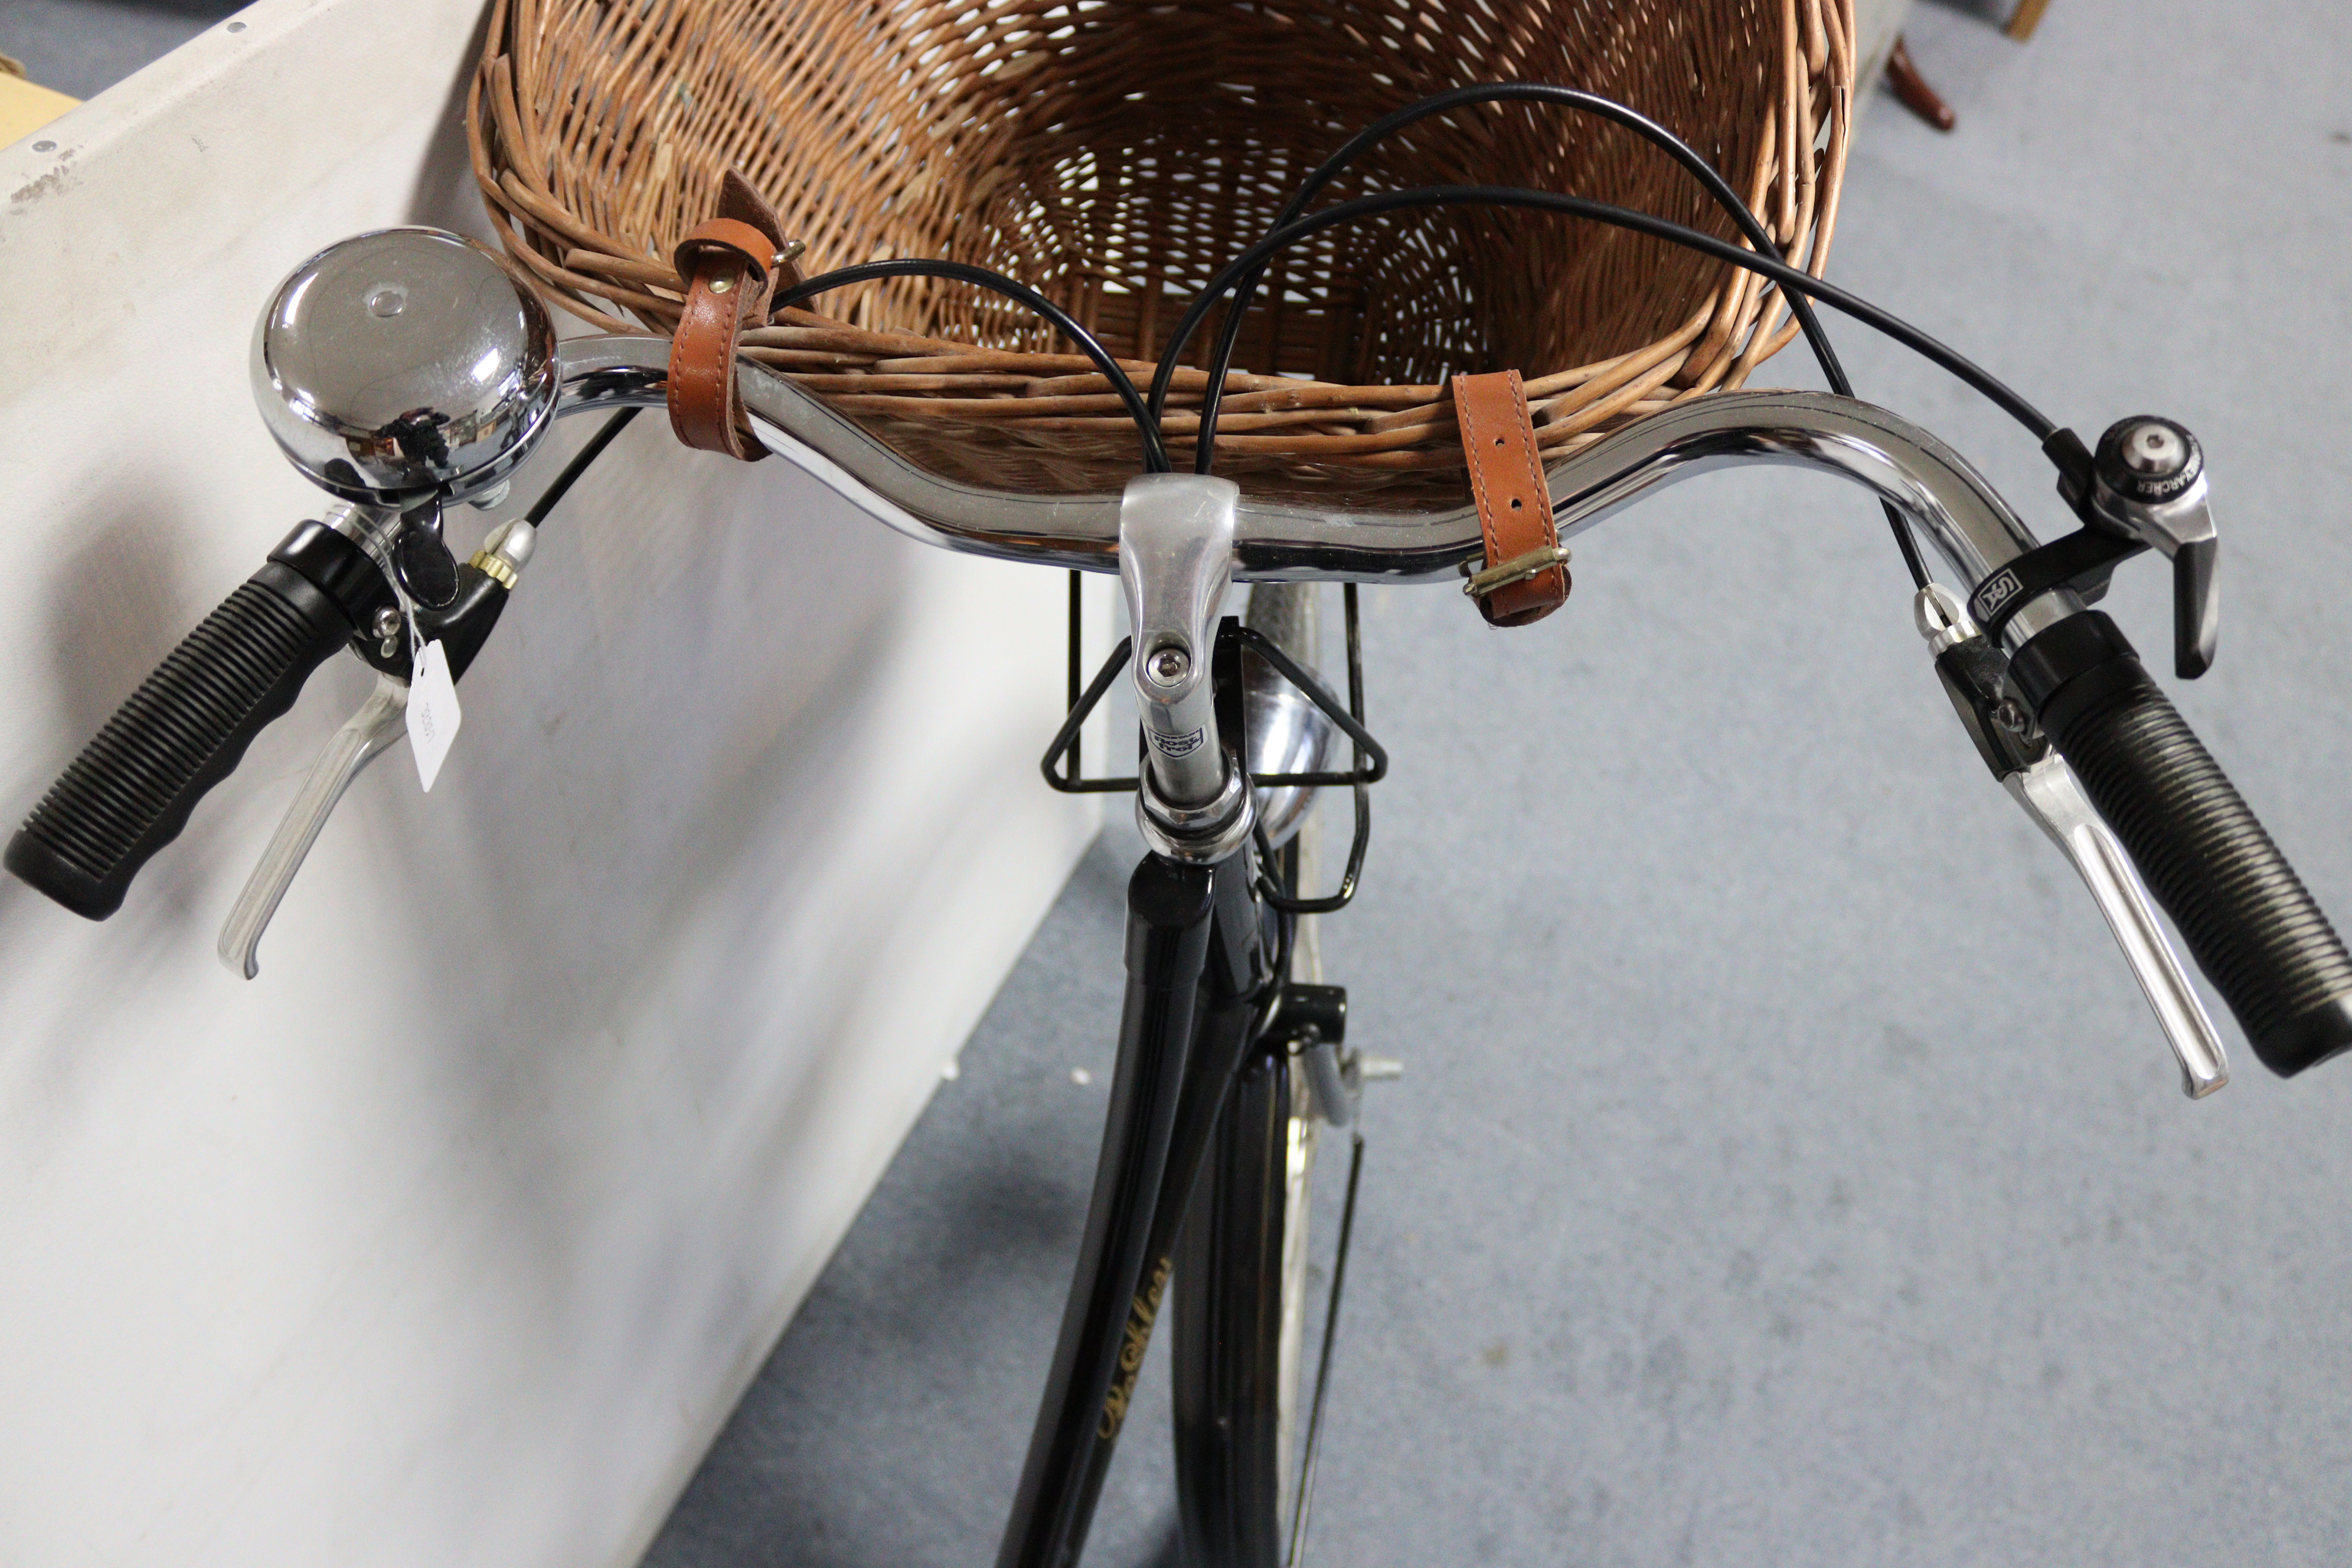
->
[1231,624,1388,788]
[1253,783,1371,916]
[1249,582,1380,914]
[1040,574,1390,796]
[1040,630,1141,795]
[1038,574,1387,915]
[1968,523,2147,644]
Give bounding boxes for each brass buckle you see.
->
[1461,543,1571,599]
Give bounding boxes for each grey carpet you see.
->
[645,3,2352,1563]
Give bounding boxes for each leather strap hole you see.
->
[1453,367,1566,628]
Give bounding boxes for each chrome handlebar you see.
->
[554,333,2083,646]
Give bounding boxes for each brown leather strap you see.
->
[667,171,802,459]
[1453,370,1570,627]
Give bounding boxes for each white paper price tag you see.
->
[406,639,462,791]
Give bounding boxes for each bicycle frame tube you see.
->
[997,854,1215,1568]
[998,844,1276,1568]
[1060,848,1279,1541]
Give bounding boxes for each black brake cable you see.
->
[523,407,639,528]
[1151,186,2060,499]
[1187,83,1935,587]
[772,258,1171,473]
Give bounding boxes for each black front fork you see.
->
[996,846,1275,1568]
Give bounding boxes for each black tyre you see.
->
[1171,1037,1318,1567]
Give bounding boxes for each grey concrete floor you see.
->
[641,4,2352,1566]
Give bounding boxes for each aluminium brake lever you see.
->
[217,518,540,979]
[1915,583,2227,1098]
[1998,753,2226,1097]
[217,673,409,978]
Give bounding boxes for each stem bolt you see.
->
[1146,646,1190,687]
[373,606,404,639]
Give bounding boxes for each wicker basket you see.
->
[469,0,1854,501]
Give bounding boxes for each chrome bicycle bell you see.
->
[252,227,558,506]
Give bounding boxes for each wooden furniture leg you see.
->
[1885,35,1956,133]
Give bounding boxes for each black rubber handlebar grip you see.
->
[2013,612,2352,1076]
[6,547,365,920]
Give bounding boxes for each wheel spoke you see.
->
[1286,1132,1366,1568]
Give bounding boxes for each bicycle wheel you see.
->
[1171,582,1337,1567]
[1172,1035,1318,1566]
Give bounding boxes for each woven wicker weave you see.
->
[470,0,1854,501]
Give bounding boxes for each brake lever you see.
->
[2000,753,2226,1097]
[217,518,538,978]
[1915,584,2227,1098]
[217,673,408,978]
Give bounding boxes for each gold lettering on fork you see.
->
[1098,1255,1174,1440]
